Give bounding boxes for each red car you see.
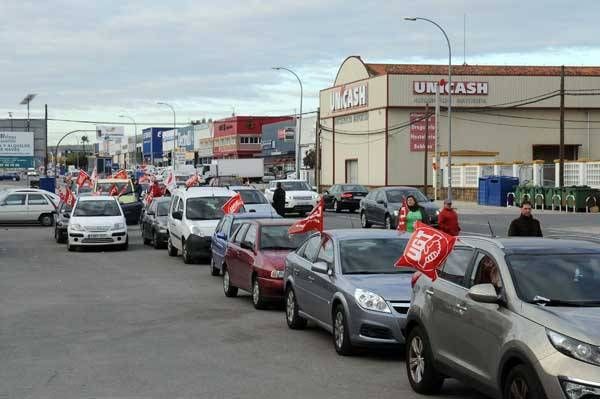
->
[222,219,310,309]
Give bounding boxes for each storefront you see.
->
[319,56,600,189]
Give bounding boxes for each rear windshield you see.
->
[260,225,309,250]
[386,190,428,204]
[238,190,268,204]
[157,201,170,216]
[73,200,121,217]
[186,197,230,220]
[340,238,411,274]
[341,185,367,192]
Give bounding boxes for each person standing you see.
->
[508,200,543,237]
[132,178,142,200]
[272,182,286,217]
[405,195,424,233]
[438,199,461,236]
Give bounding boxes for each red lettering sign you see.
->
[409,113,436,152]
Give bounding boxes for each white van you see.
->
[167,187,237,264]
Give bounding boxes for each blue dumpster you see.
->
[487,176,519,207]
[39,177,56,194]
[478,177,490,205]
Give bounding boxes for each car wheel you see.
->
[385,214,393,230]
[333,305,353,355]
[40,214,53,227]
[252,277,267,309]
[54,227,60,243]
[67,242,77,252]
[285,287,307,329]
[167,237,178,256]
[334,200,342,213]
[360,211,372,228]
[503,364,546,399]
[406,326,444,394]
[119,239,129,251]
[210,258,220,276]
[222,267,238,297]
[153,231,162,249]
[182,240,194,264]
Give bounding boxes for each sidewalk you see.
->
[434,200,517,215]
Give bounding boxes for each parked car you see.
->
[359,186,439,229]
[323,184,369,213]
[140,197,171,249]
[405,237,600,399]
[0,189,57,226]
[0,172,20,181]
[6,188,60,207]
[284,229,412,355]
[211,212,281,276]
[228,186,277,215]
[222,219,310,309]
[167,186,237,264]
[94,178,142,225]
[66,196,128,251]
[54,201,72,243]
[264,179,319,216]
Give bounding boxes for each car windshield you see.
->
[506,254,600,305]
[186,197,230,220]
[157,201,170,216]
[340,238,411,274]
[341,185,367,192]
[73,200,121,217]
[260,226,309,250]
[279,181,310,191]
[96,182,132,195]
[237,190,268,204]
[386,189,428,203]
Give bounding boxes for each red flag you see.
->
[396,196,409,232]
[76,170,91,188]
[289,197,324,234]
[113,169,128,179]
[395,221,457,281]
[109,184,119,196]
[185,174,199,188]
[164,170,176,192]
[221,192,244,214]
[63,188,76,207]
[119,184,129,196]
[145,192,154,206]
[90,167,98,183]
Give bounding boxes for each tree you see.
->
[303,148,315,169]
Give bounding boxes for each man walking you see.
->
[272,182,286,217]
[508,200,543,237]
[438,199,460,236]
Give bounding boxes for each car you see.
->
[359,186,439,229]
[264,179,319,216]
[54,201,72,243]
[323,184,369,213]
[6,188,60,207]
[94,178,143,225]
[167,186,237,264]
[140,197,171,249]
[284,229,412,355]
[228,186,278,215]
[222,219,311,309]
[0,172,20,181]
[210,212,281,276]
[0,189,57,226]
[66,195,128,251]
[405,237,600,399]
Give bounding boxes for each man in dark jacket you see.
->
[508,201,543,237]
[438,199,460,236]
[272,182,286,216]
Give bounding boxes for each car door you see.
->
[308,236,337,325]
[212,216,232,268]
[168,195,182,248]
[226,223,249,286]
[236,224,258,291]
[427,247,476,371]
[373,191,387,225]
[291,235,322,313]
[142,202,154,239]
[0,193,28,221]
[27,194,53,221]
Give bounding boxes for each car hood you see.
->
[70,215,125,228]
[186,219,219,236]
[522,304,600,345]
[344,273,413,301]
[244,204,277,215]
[258,250,291,271]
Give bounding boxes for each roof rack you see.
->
[459,235,505,249]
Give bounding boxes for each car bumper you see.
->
[257,277,284,299]
[348,303,407,346]
[186,234,212,259]
[155,229,169,244]
[339,199,362,208]
[285,200,317,212]
[68,230,128,246]
[535,351,600,399]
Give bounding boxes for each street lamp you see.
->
[119,114,138,166]
[273,67,303,178]
[405,17,453,201]
[20,94,37,132]
[53,129,96,177]
[157,102,177,170]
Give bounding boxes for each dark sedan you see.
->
[359,186,439,229]
[323,184,369,213]
[141,197,171,249]
[54,201,72,243]
[0,172,20,181]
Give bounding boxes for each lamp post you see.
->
[119,114,138,166]
[405,17,453,201]
[53,130,96,177]
[20,93,37,132]
[157,102,177,171]
[273,67,303,178]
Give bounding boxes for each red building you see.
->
[212,116,290,159]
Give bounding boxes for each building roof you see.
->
[364,63,600,77]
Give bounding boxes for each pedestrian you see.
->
[508,200,543,237]
[150,179,163,198]
[272,182,286,217]
[405,195,425,233]
[132,178,142,200]
[438,199,461,236]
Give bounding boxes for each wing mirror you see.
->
[312,261,331,275]
[467,284,499,303]
[216,232,227,240]
[172,211,183,220]
[377,199,387,206]
[240,241,254,251]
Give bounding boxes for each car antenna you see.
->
[487,221,496,238]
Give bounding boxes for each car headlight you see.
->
[393,210,399,216]
[113,222,125,230]
[547,330,600,367]
[354,289,391,313]
[270,270,285,279]
[561,379,600,399]
[286,194,293,201]
[191,226,204,236]
[70,223,84,231]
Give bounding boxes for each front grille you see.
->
[82,238,114,243]
[294,196,312,201]
[389,301,410,314]
[85,225,111,232]
[359,324,393,339]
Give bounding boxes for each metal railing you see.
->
[565,194,576,213]
[534,193,544,210]
[551,194,562,212]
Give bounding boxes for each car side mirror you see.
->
[172,211,183,220]
[312,186,317,192]
[467,284,499,303]
[312,261,329,275]
[377,199,386,206]
[240,241,254,251]
[216,232,227,240]
[63,211,71,218]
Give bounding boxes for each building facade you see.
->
[0,118,47,170]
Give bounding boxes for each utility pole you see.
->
[434,84,441,200]
[44,104,48,176]
[559,65,565,188]
[423,103,430,196]
[315,108,321,192]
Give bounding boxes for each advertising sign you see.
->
[409,113,436,152]
[96,125,125,140]
[277,127,295,141]
[413,81,488,96]
[0,131,34,168]
[142,128,168,161]
[330,83,368,113]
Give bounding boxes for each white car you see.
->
[167,186,236,264]
[264,179,318,215]
[67,196,128,251]
[0,189,57,226]
[6,188,60,207]
[228,186,278,215]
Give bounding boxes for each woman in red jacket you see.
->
[438,199,461,236]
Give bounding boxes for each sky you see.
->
[1,0,599,144]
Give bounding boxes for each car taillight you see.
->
[411,272,422,288]
[341,192,353,198]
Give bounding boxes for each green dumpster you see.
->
[530,186,546,209]
[515,185,533,207]
[561,186,594,211]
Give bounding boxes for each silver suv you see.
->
[404,237,600,399]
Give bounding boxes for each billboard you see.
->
[0,131,34,168]
[277,127,295,141]
[409,113,436,152]
[96,125,125,141]
[142,127,169,162]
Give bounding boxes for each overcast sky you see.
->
[1,0,599,144]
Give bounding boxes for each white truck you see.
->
[201,159,264,182]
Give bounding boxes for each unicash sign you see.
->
[413,81,488,95]
[330,83,368,112]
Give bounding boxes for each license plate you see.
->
[354,196,364,199]
[88,233,107,238]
